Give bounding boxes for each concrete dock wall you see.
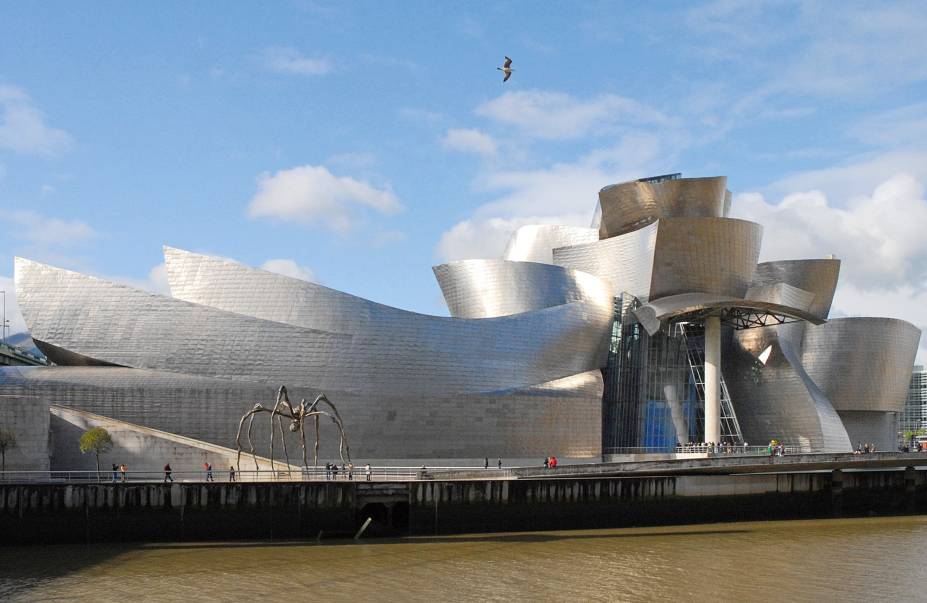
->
[1,470,924,544]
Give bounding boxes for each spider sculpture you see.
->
[235,385,351,473]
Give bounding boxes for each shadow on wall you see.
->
[0,395,50,471]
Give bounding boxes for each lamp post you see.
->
[0,290,7,344]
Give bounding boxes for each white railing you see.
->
[0,465,507,484]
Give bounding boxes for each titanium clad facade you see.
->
[433,259,614,319]
[751,259,841,320]
[802,318,922,413]
[552,217,762,302]
[552,222,658,298]
[19,257,611,396]
[3,171,922,463]
[648,218,762,300]
[597,176,727,239]
[502,225,599,264]
[0,366,603,460]
[724,322,852,452]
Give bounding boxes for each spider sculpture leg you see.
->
[247,411,260,472]
[277,412,290,470]
[314,395,353,462]
[235,405,264,473]
[314,414,320,467]
[299,421,309,468]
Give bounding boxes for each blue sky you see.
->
[1,1,926,359]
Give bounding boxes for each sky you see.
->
[1,1,926,361]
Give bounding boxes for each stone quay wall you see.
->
[0,469,924,544]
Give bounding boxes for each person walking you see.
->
[365,463,371,481]
[544,457,550,469]
[112,463,118,483]
[120,463,127,482]
[497,458,502,469]
[484,457,489,469]
[206,462,213,482]
[163,463,173,483]
[348,462,354,481]
[229,465,236,482]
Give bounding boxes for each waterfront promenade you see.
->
[1,452,925,544]
[1,451,924,484]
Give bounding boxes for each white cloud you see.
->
[437,215,590,262]
[734,172,927,362]
[247,164,403,232]
[261,47,332,76]
[735,173,927,290]
[435,133,664,261]
[260,258,315,282]
[441,128,497,156]
[768,151,927,204]
[0,85,73,156]
[475,90,670,140]
[0,210,96,248]
[109,262,170,295]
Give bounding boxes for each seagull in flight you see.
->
[497,56,513,82]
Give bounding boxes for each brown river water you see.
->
[1,515,925,602]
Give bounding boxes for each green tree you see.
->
[79,427,113,479]
[0,428,16,473]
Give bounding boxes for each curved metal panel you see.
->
[724,322,852,452]
[801,317,921,412]
[650,217,762,300]
[751,259,840,320]
[552,221,657,298]
[502,225,599,264]
[18,256,612,396]
[433,259,613,318]
[632,285,820,336]
[598,176,727,239]
[0,366,604,459]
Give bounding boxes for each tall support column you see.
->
[704,315,721,445]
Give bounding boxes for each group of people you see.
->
[543,456,558,468]
[767,441,786,456]
[110,463,129,482]
[900,442,926,453]
[854,442,878,454]
[677,441,749,454]
[323,462,372,481]
[483,458,503,469]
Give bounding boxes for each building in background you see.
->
[0,174,920,470]
[901,365,927,446]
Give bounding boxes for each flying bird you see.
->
[497,56,513,82]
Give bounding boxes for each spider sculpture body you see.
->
[235,386,351,474]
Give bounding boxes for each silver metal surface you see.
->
[433,259,613,318]
[802,317,921,412]
[19,256,612,396]
[648,217,762,300]
[3,172,921,462]
[751,259,841,320]
[632,284,820,336]
[552,221,657,298]
[502,224,599,264]
[553,217,762,302]
[724,322,852,452]
[597,176,727,239]
[0,366,604,460]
